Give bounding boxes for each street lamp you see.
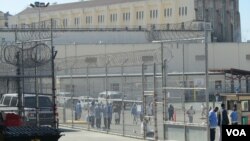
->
[30,2,50,30]
[30,1,50,127]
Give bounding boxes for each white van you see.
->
[56,92,71,107]
[0,93,54,126]
[98,91,123,104]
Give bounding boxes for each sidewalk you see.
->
[58,128,144,141]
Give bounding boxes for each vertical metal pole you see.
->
[121,59,127,136]
[105,44,109,133]
[163,59,168,140]
[161,42,167,140]
[142,63,146,140]
[121,64,125,136]
[35,45,39,127]
[16,52,22,116]
[153,63,158,141]
[51,18,57,128]
[38,7,41,40]
[21,43,25,119]
[182,44,187,141]
[71,68,74,128]
[87,65,90,130]
[203,0,210,140]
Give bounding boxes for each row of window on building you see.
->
[60,7,187,27]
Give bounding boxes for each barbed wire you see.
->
[55,48,162,71]
[15,19,62,42]
[1,42,52,68]
[145,21,207,42]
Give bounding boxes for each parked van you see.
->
[0,93,54,127]
[98,91,123,104]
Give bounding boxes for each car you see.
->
[0,93,54,127]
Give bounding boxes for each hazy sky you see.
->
[0,0,249,42]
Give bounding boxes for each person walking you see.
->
[218,103,229,141]
[186,106,195,123]
[89,101,95,128]
[95,103,102,128]
[102,103,108,129]
[131,103,138,124]
[201,103,206,118]
[107,103,113,129]
[230,105,238,125]
[168,104,174,121]
[209,107,218,141]
[75,100,82,120]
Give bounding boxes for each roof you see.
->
[18,0,146,15]
[220,93,250,96]
[1,93,49,97]
[209,68,250,76]
[99,91,122,95]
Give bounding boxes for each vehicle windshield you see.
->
[24,97,52,108]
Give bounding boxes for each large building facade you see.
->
[0,11,10,28]
[8,0,240,42]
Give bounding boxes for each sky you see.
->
[0,0,249,42]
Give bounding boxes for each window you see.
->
[110,13,117,22]
[215,80,222,90]
[110,83,120,91]
[150,9,158,19]
[195,55,205,61]
[123,12,130,21]
[98,15,104,23]
[185,7,187,16]
[86,16,92,24]
[63,18,67,27]
[3,96,11,106]
[179,6,187,16]
[10,97,17,107]
[165,8,172,17]
[24,97,52,108]
[136,11,144,20]
[74,17,80,26]
[241,101,250,112]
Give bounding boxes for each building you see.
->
[8,0,240,42]
[0,11,10,28]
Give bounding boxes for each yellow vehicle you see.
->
[220,93,250,125]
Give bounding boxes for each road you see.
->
[58,127,144,141]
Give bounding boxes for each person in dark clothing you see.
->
[218,103,229,141]
[168,104,174,121]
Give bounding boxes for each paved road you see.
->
[58,127,144,141]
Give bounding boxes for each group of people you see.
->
[167,104,195,123]
[209,103,238,141]
[75,100,121,130]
